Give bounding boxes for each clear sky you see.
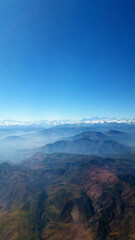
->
[0,0,135,121]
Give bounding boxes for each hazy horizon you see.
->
[0,116,135,124]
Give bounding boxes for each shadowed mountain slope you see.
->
[105,130,135,147]
[38,131,134,156]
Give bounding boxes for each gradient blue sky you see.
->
[0,0,135,120]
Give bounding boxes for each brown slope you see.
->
[0,153,135,239]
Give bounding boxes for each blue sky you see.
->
[0,0,135,120]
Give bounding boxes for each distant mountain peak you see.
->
[0,118,135,127]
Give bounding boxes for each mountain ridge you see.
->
[36,131,135,157]
[1,118,135,127]
[0,153,135,239]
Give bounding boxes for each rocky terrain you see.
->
[0,153,135,239]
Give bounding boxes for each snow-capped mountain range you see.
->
[0,117,135,127]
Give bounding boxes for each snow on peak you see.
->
[0,118,135,127]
